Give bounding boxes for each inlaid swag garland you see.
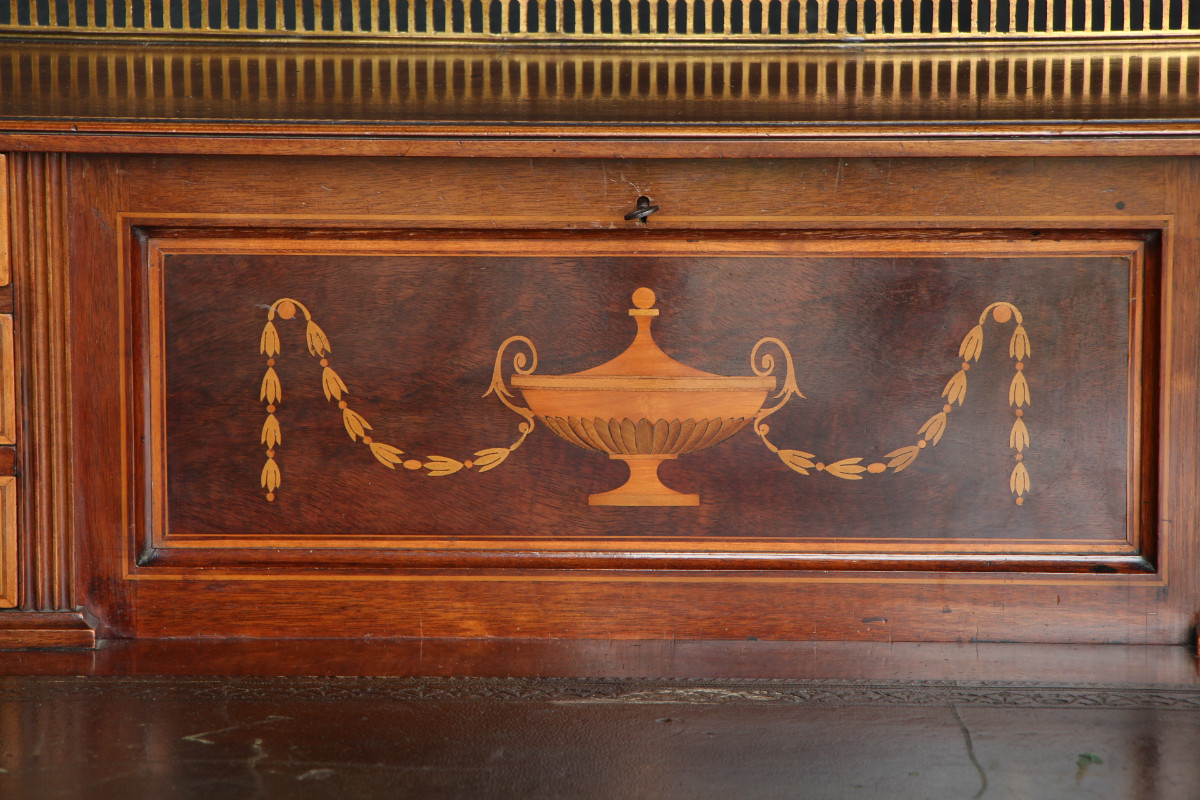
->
[748,301,1031,502]
[257,297,535,500]
[257,297,1031,504]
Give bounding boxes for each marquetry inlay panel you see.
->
[133,229,1155,575]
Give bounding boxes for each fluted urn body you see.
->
[511,288,776,506]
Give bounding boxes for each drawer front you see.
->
[63,155,1195,642]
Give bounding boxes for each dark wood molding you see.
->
[0,612,95,649]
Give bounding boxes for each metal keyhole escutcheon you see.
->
[624,196,659,223]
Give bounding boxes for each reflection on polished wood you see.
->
[0,657,1195,800]
[0,639,1196,798]
[0,640,1197,797]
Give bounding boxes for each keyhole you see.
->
[624,196,659,223]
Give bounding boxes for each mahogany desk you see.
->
[0,22,1198,661]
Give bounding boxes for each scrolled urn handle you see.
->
[750,337,803,448]
[485,335,540,441]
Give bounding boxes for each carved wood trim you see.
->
[7,152,74,613]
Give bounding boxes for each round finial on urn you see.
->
[632,287,656,310]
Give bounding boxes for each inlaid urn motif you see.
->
[511,288,776,506]
[257,287,1031,507]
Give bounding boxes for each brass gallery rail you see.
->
[2,0,1198,41]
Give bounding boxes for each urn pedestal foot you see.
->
[588,454,700,507]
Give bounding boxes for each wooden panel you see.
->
[0,154,7,286]
[64,153,1198,643]
[142,233,1152,574]
[0,316,13,447]
[0,477,14,608]
[1160,157,1200,647]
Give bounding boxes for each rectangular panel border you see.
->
[126,222,1161,578]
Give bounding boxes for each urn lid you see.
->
[512,288,775,392]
